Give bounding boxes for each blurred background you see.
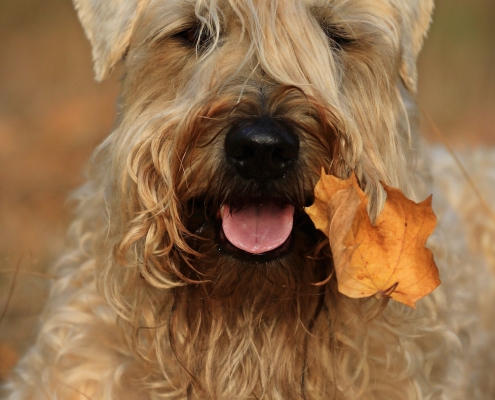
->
[0,0,494,380]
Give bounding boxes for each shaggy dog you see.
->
[5,0,495,398]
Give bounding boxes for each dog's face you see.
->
[83,0,432,267]
[74,0,433,397]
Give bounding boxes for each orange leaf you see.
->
[305,171,440,308]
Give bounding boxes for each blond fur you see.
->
[4,0,495,399]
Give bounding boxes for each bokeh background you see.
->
[0,0,494,380]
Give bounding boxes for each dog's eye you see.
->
[175,25,213,49]
[321,24,356,50]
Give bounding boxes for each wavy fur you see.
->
[4,0,495,399]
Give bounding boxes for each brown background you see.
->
[0,0,494,379]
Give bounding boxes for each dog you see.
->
[4,0,495,398]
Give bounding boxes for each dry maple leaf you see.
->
[305,170,440,308]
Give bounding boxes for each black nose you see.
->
[225,117,299,180]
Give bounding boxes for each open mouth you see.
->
[185,193,320,263]
[216,200,296,261]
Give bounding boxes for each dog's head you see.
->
[74,0,434,396]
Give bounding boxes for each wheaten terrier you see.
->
[4,0,495,399]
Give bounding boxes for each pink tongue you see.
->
[222,202,294,254]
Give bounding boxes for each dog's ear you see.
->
[73,0,149,81]
[391,0,434,93]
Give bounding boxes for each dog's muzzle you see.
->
[221,117,299,257]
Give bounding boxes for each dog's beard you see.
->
[165,250,337,399]
[164,169,338,398]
